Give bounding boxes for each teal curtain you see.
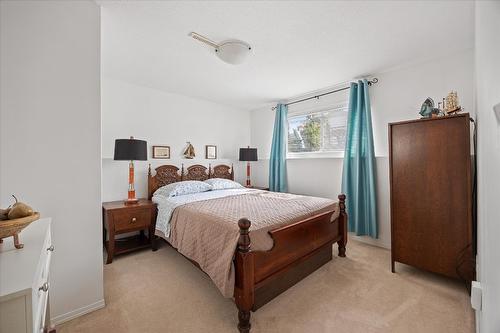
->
[269,104,288,192]
[342,80,378,238]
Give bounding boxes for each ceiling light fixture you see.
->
[189,32,252,65]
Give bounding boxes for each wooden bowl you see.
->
[0,212,40,249]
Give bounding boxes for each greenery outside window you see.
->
[287,103,348,158]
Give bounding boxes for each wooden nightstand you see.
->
[102,199,156,264]
[248,186,269,191]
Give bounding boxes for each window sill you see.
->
[287,152,344,160]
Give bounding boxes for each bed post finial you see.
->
[237,218,251,253]
[338,194,346,213]
[147,164,153,200]
[337,194,347,257]
[208,164,212,178]
[181,164,185,181]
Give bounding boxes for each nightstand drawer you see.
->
[112,209,150,232]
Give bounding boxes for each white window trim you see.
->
[286,102,348,159]
[287,102,348,117]
[287,151,345,159]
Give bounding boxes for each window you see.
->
[287,103,348,157]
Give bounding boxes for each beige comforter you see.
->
[157,190,339,297]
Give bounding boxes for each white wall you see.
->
[475,2,500,332]
[102,78,251,201]
[250,50,474,249]
[0,0,103,324]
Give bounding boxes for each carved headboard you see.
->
[184,164,209,181]
[148,163,234,199]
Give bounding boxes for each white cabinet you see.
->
[0,218,54,333]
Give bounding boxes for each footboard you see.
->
[234,194,347,333]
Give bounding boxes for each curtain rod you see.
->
[271,78,379,111]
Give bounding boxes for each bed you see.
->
[148,163,347,333]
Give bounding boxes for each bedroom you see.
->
[0,1,499,333]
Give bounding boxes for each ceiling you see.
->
[101,1,474,111]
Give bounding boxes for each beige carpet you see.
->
[58,240,474,333]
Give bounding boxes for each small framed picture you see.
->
[205,145,217,159]
[152,146,170,159]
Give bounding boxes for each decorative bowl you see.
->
[0,212,40,249]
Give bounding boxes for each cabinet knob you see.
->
[131,217,137,223]
[47,245,55,252]
[39,282,49,292]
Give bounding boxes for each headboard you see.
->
[148,163,234,199]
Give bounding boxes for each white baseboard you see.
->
[51,298,105,326]
[350,234,391,249]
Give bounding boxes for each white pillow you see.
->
[204,178,243,190]
[154,180,213,198]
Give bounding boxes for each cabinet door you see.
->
[389,115,472,279]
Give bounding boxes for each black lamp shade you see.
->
[239,147,258,161]
[114,138,147,161]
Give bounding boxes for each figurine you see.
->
[419,97,441,118]
[445,91,461,115]
[183,142,195,159]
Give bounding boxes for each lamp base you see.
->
[246,161,251,187]
[125,163,138,205]
[124,198,139,205]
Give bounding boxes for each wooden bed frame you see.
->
[148,163,347,333]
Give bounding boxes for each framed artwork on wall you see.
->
[205,145,217,159]
[152,145,170,159]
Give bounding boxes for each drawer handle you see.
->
[47,245,55,252]
[130,217,137,224]
[39,282,49,292]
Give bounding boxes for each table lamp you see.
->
[239,146,258,187]
[114,136,147,205]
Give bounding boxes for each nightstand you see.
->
[102,199,156,264]
[248,186,270,191]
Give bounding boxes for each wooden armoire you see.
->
[388,113,474,281]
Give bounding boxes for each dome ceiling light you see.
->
[189,32,252,65]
